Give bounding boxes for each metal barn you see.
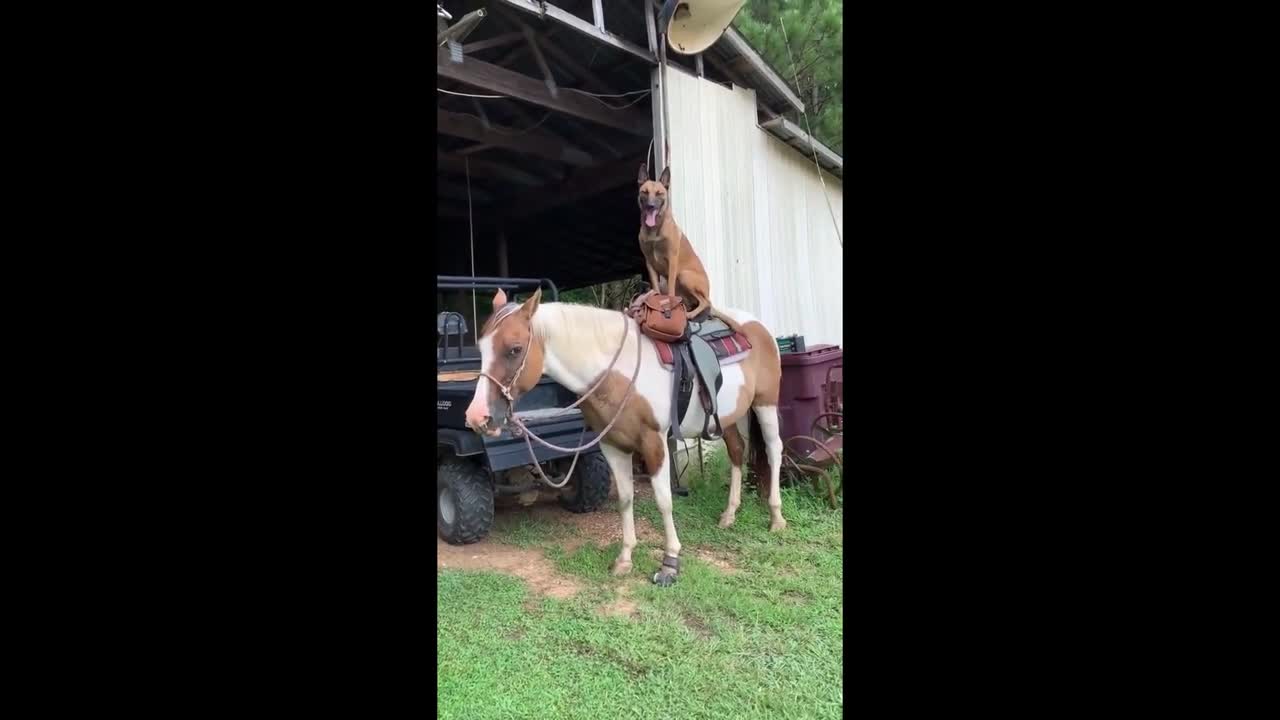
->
[437,0,843,347]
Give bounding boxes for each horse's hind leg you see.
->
[752,405,788,532]
[719,420,748,528]
[600,443,637,576]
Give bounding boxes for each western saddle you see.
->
[627,291,753,493]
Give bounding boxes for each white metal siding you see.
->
[665,69,844,349]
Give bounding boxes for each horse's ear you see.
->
[637,163,649,186]
[658,166,671,189]
[492,288,508,311]
[520,287,542,317]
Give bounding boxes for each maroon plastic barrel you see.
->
[777,344,843,439]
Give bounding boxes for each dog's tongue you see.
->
[645,209,657,227]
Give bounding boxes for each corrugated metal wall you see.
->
[665,69,844,348]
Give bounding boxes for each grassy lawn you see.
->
[437,450,844,720]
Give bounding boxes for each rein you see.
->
[478,306,643,489]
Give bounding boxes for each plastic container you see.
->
[776,335,806,354]
[777,344,843,438]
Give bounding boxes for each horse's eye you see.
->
[508,346,522,357]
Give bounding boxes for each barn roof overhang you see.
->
[759,117,843,178]
[435,0,838,290]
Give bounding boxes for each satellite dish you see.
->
[659,0,748,55]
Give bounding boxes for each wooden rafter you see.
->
[507,154,644,218]
[535,29,618,95]
[437,49,651,135]
[462,31,523,54]
[495,6,618,96]
[439,152,544,187]
[520,26,558,97]
[556,116,624,159]
[438,109,593,166]
[493,0,654,64]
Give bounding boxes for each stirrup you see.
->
[702,412,723,441]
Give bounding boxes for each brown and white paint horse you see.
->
[463,288,787,586]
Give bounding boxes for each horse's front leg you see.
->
[647,434,683,586]
[600,443,637,576]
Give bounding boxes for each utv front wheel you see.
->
[559,452,612,514]
[438,457,494,545]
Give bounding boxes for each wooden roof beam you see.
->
[438,152,545,187]
[437,49,652,136]
[520,25,558,98]
[493,0,655,65]
[462,31,523,54]
[495,9,619,96]
[438,109,593,166]
[508,154,645,218]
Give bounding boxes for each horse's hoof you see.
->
[769,519,788,533]
[611,560,633,576]
[652,568,678,587]
[718,513,736,528]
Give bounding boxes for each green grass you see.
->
[438,450,844,720]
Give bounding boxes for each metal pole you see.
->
[659,34,672,170]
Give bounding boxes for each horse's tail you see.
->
[746,407,770,497]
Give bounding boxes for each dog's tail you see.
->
[708,307,747,335]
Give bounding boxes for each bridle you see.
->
[477,302,532,406]
[477,302,643,489]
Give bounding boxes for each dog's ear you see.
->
[492,288,508,311]
[637,163,650,186]
[659,166,671,189]
[519,287,542,317]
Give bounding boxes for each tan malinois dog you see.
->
[636,164,743,333]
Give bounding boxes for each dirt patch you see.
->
[494,490,662,551]
[437,479,667,599]
[598,583,639,619]
[646,547,740,575]
[563,509,662,551]
[782,590,809,605]
[682,612,713,640]
[437,538,584,599]
[692,548,740,574]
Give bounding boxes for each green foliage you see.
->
[734,0,843,155]
[557,275,646,310]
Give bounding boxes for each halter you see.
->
[474,301,643,490]
[477,302,529,403]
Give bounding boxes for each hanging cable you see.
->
[779,16,843,248]
[466,157,478,346]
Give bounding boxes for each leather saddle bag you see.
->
[628,291,688,343]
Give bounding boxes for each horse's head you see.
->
[465,288,545,437]
[637,163,670,230]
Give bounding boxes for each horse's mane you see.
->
[534,302,632,353]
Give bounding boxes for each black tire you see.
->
[438,456,494,545]
[559,452,612,514]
